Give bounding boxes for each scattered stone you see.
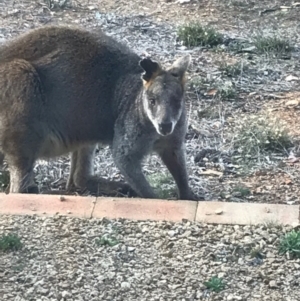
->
[168,230,176,237]
[285,75,299,81]
[1,215,299,300]
[269,280,277,288]
[61,291,72,298]
[285,99,299,106]
[121,282,131,290]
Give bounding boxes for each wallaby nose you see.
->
[158,122,173,135]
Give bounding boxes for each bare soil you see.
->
[0,0,300,205]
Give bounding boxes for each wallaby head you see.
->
[140,55,191,136]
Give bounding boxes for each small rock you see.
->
[38,287,49,295]
[26,287,35,295]
[269,280,277,288]
[182,230,191,237]
[218,272,226,278]
[227,294,234,301]
[61,291,71,298]
[168,230,176,237]
[266,251,275,258]
[121,281,131,290]
[238,258,244,265]
[285,75,299,81]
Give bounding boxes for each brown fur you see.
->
[0,25,197,200]
[142,70,163,89]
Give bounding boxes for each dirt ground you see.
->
[0,0,300,205]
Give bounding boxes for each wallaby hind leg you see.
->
[5,155,38,193]
[157,145,198,201]
[66,149,81,191]
[0,59,45,194]
[3,132,41,194]
[67,145,98,191]
[68,145,135,196]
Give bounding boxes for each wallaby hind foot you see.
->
[80,176,137,197]
[43,177,136,197]
[65,145,136,197]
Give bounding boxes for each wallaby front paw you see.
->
[116,182,138,197]
[80,176,137,197]
[26,185,39,194]
[6,184,39,194]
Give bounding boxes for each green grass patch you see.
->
[217,82,237,101]
[253,34,293,55]
[0,233,22,252]
[204,276,225,292]
[147,173,176,199]
[232,185,251,197]
[177,22,223,47]
[279,230,300,258]
[95,234,119,247]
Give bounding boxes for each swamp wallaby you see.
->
[0,25,197,200]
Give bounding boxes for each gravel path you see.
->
[0,215,299,301]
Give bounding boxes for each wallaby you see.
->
[0,25,197,200]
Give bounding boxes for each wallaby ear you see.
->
[168,55,191,79]
[139,58,162,83]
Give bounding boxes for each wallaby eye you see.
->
[171,72,179,77]
[149,98,156,106]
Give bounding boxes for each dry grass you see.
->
[234,114,293,156]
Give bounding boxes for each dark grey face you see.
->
[143,73,184,136]
[139,55,191,136]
